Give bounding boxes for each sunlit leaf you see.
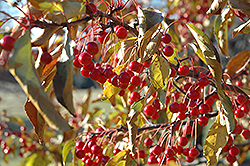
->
[206,0,228,17]
[105,149,129,166]
[232,19,250,38]
[204,112,228,166]
[22,153,47,166]
[62,139,76,164]
[225,50,250,77]
[8,116,25,126]
[229,0,250,18]
[149,54,170,90]
[187,42,208,65]
[186,23,222,88]
[53,37,75,116]
[7,30,71,131]
[116,160,126,166]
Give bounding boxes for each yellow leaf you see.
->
[204,112,229,166]
[102,82,121,100]
[206,0,228,17]
[187,42,208,65]
[233,19,250,38]
[105,149,128,166]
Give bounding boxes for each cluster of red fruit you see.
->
[75,132,110,166]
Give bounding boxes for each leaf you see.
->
[186,23,222,88]
[187,43,208,65]
[8,116,25,126]
[226,50,250,77]
[229,0,250,18]
[116,160,126,166]
[126,101,142,155]
[105,149,129,166]
[7,30,71,131]
[116,38,137,65]
[62,139,76,164]
[24,100,45,143]
[206,0,228,17]
[22,153,47,166]
[217,89,235,132]
[53,37,75,116]
[232,19,250,38]
[214,8,231,57]
[204,112,229,166]
[149,54,170,90]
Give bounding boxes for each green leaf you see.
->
[105,149,129,166]
[233,19,250,38]
[7,30,71,131]
[53,37,75,116]
[62,139,76,164]
[186,22,222,88]
[204,112,229,166]
[149,54,170,90]
[22,153,47,166]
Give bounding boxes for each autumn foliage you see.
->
[1,0,250,165]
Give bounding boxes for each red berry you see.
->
[232,124,243,135]
[80,67,90,78]
[198,76,209,87]
[199,103,210,114]
[190,108,199,116]
[184,82,192,92]
[115,26,127,39]
[76,141,85,150]
[78,52,92,65]
[102,156,110,165]
[129,61,141,72]
[85,158,94,166]
[73,55,83,68]
[91,145,103,155]
[151,145,162,155]
[118,89,125,96]
[102,68,114,79]
[130,91,141,102]
[235,109,245,118]
[198,116,209,126]
[151,111,159,119]
[41,52,52,64]
[236,94,247,104]
[144,105,156,116]
[97,31,110,44]
[178,65,190,76]
[147,156,158,165]
[85,42,99,55]
[179,102,187,113]
[226,154,237,163]
[178,136,188,146]
[0,35,15,51]
[186,156,195,162]
[169,102,180,113]
[130,76,141,86]
[139,150,146,158]
[229,146,239,156]
[163,46,174,57]
[152,98,160,109]
[113,148,121,155]
[170,67,176,77]
[189,148,199,158]
[144,138,153,147]
[177,112,186,120]
[127,85,136,91]
[165,148,175,157]
[236,80,244,87]
[89,68,102,81]
[142,60,151,68]
[118,72,131,84]
[161,33,172,44]
[188,89,201,100]
[183,125,192,135]
[173,145,183,154]
[242,129,250,139]
[86,2,97,15]
[75,149,85,159]
[183,147,190,156]
[205,97,215,106]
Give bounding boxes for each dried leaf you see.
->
[204,112,229,166]
[102,82,121,100]
[226,50,250,77]
[232,19,250,38]
[24,100,45,143]
[53,37,75,116]
[206,0,228,17]
[187,42,208,65]
[7,30,71,131]
[105,149,129,166]
[229,0,250,18]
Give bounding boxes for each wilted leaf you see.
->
[226,50,250,77]
[229,0,250,18]
[217,89,235,132]
[116,38,137,65]
[24,100,45,143]
[62,139,75,164]
[105,149,129,166]
[206,0,228,17]
[187,23,222,88]
[53,37,75,116]
[7,30,71,131]
[126,101,142,155]
[149,54,170,90]
[232,19,250,38]
[187,43,208,65]
[204,112,229,166]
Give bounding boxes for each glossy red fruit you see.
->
[41,52,52,64]
[118,89,125,96]
[127,85,135,91]
[118,72,131,84]
[198,116,209,126]
[0,35,15,51]
[73,55,83,68]
[226,154,237,163]
[169,102,180,113]
[144,138,153,147]
[152,98,160,109]
[130,91,141,102]
[235,109,245,118]
[178,136,188,146]
[177,112,186,120]
[142,60,151,68]
[165,148,175,157]
[188,89,200,100]
[236,80,244,87]
[148,156,158,165]
[178,65,190,76]
[182,147,190,156]
[130,76,141,86]
[198,76,209,87]
[151,111,159,119]
[113,148,121,155]
[189,148,199,158]
[199,103,210,114]
[174,145,183,154]
[102,68,114,79]
[97,31,110,44]
[129,61,141,72]
[144,105,156,116]
[91,145,103,155]
[186,156,195,163]
[242,129,250,139]
[102,156,110,165]
[179,102,187,113]
[75,149,85,159]
[161,33,172,44]
[115,26,127,39]
[170,67,176,77]
[151,145,163,155]
[229,146,239,156]
[86,2,97,15]
[85,42,99,55]
[236,94,247,104]
[78,52,92,65]
[139,150,146,158]
[240,105,249,113]
[89,68,102,81]
[76,141,85,150]
[232,124,243,134]
[190,108,199,116]
[183,125,192,135]
[163,46,174,57]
